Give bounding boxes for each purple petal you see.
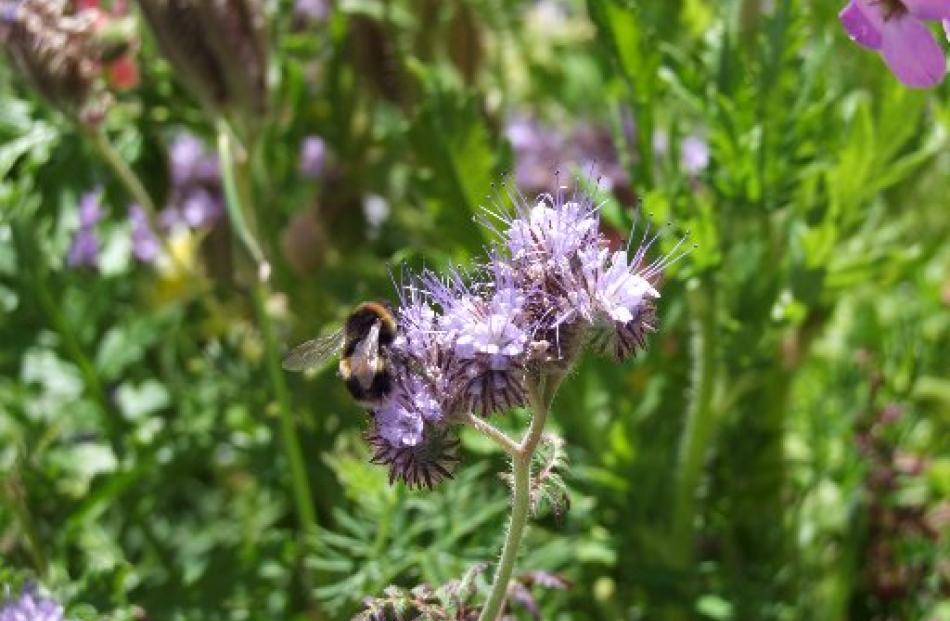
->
[881,14,946,88]
[944,18,950,41]
[67,229,100,268]
[840,0,883,50]
[903,0,950,20]
[77,190,104,227]
[298,135,327,178]
[681,135,710,173]
[295,0,330,22]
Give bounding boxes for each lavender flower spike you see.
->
[0,585,65,621]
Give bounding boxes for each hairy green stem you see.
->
[460,412,520,457]
[671,282,718,566]
[216,120,317,543]
[478,447,531,621]
[478,375,562,621]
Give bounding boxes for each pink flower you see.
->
[839,0,950,88]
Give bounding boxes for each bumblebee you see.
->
[282,302,397,406]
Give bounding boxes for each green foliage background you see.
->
[1,0,948,619]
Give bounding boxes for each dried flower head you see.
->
[136,0,268,131]
[0,0,113,124]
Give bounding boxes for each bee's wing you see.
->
[282,329,345,372]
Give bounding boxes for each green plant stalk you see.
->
[215,119,268,277]
[671,282,718,567]
[2,474,47,575]
[83,127,158,216]
[11,223,124,456]
[480,450,530,621]
[84,127,198,277]
[460,412,520,457]
[215,120,317,542]
[253,283,318,536]
[477,375,561,621]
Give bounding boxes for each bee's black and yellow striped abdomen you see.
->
[338,301,397,406]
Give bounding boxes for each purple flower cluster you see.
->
[66,190,104,269]
[130,204,161,263]
[366,179,682,488]
[159,133,223,232]
[294,0,330,25]
[0,585,64,621]
[506,116,629,197]
[127,133,223,265]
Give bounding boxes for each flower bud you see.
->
[136,0,268,130]
[1,0,111,124]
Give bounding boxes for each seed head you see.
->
[136,0,268,133]
[1,0,112,124]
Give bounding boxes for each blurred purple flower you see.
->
[67,228,100,268]
[839,0,949,88]
[506,115,628,195]
[681,135,710,174]
[0,585,64,621]
[164,132,224,232]
[169,133,218,186]
[298,135,328,179]
[505,115,564,194]
[295,0,330,23]
[67,190,104,269]
[129,204,161,263]
[158,205,184,231]
[180,187,223,229]
[77,190,103,228]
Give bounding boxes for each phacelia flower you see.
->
[0,585,65,621]
[298,135,327,179]
[163,133,224,232]
[67,228,99,268]
[439,284,531,417]
[839,0,950,88]
[169,133,218,187]
[366,400,459,490]
[506,115,629,197]
[357,173,682,488]
[129,203,161,263]
[67,190,104,269]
